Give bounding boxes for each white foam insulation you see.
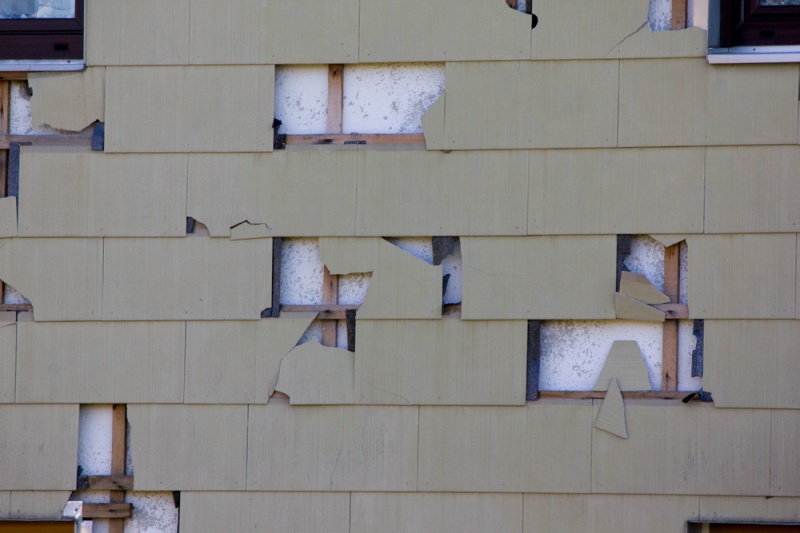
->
[274,65,329,135]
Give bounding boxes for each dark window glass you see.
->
[0,0,82,60]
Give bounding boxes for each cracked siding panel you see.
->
[86,0,190,65]
[189,0,358,64]
[699,496,800,522]
[355,319,527,405]
[128,405,247,490]
[8,492,72,520]
[105,66,274,153]
[0,404,78,490]
[356,150,528,236]
[461,236,616,320]
[592,403,770,494]
[705,147,800,233]
[619,59,799,147]
[359,0,529,62]
[0,315,15,403]
[275,340,354,405]
[187,151,357,237]
[19,149,187,237]
[247,402,418,491]
[28,68,104,131]
[771,410,800,496]
[418,402,592,492]
[687,234,796,319]
[428,61,618,150]
[352,493,523,533]
[528,148,704,234]
[0,238,102,321]
[15,322,185,403]
[522,494,699,533]
[102,237,272,320]
[180,492,350,533]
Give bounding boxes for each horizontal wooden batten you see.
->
[0,304,32,311]
[539,391,690,400]
[285,133,425,146]
[77,475,134,491]
[82,503,133,519]
[0,72,28,81]
[652,303,689,319]
[0,133,92,150]
[281,304,359,320]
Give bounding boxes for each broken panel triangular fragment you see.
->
[593,340,652,391]
[595,378,628,439]
[619,271,669,304]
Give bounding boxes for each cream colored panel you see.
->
[705,320,800,409]
[0,315,15,403]
[189,0,358,64]
[0,238,102,321]
[610,27,708,59]
[185,315,314,404]
[355,320,526,405]
[8,492,71,520]
[523,494,699,533]
[188,152,356,237]
[430,61,618,150]
[687,235,796,319]
[619,272,669,304]
[86,0,189,65]
[247,402,417,491]
[700,496,800,522]
[529,148,704,234]
[352,493,523,533]
[275,341,354,405]
[180,492,350,533]
[0,405,78,490]
[360,0,529,62]
[619,59,798,147]
[128,405,247,490]
[771,410,800,496]
[594,340,652,391]
[594,379,628,439]
[418,401,592,492]
[106,66,274,153]
[614,293,666,322]
[0,492,7,518]
[16,321,185,403]
[705,147,800,233]
[102,237,271,320]
[19,149,187,237]
[357,150,528,236]
[29,68,104,131]
[0,197,16,238]
[461,236,616,319]
[592,403,770,494]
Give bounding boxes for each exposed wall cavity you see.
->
[648,0,673,31]
[9,81,58,135]
[274,66,329,135]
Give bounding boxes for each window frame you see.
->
[720,0,800,46]
[0,0,83,62]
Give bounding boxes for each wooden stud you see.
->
[650,303,689,319]
[0,72,28,81]
[281,304,358,320]
[77,475,134,491]
[109,404,127,533]
[285,133,425,146]
[327,65,344,134]
[321,266,339,347]
[671,0,688,30]
[82,503,133,519]
[662,243,681,391]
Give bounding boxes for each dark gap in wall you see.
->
[526,320,541,401]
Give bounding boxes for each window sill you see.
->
[708,45,800,64]
[0,59,83,71]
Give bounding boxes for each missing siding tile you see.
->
[691,319,704,377]
[616,234,632,291]
[261,237,283,318]
[526,320,541,401]
[91,122,105,151]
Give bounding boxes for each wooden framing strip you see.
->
[0,304,32,311]
[0,72,28,81]
[539,391,688,400]
[77,475,134,491]
[661,243,681,391]
[285,133,425,146]
[321,266,339,346]
[280,304,359,320]
[0,133,93,150]
[651,303,688,319]
[671,0,688,29]
[82,504,133,519]
[327,65,344,134]
[109,404,127,533]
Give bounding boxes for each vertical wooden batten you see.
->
[662,243,680,391]
[109,405,128,533]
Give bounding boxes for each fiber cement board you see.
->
[19,149,187,237]
[275,340,354,405]
[0,493,8,518]
[614,293,666,322]
[8,492,71,520]
[184,315,315,404]
[189,0,358,64]
[351,492,523,533]
[771,410,800,496]
[594,340,653,392]
[418,401,592,492]
[0,238,103,321]
[0,317,15,403]
[356,150,528,236]
[128,404,247,490]
[102,237,272,320]
[699,496,800,522]
[0,404,78,490]
[619,272,669,304]
[105,66,274,153]
[592,403,771,494]
[461,236,616,319]
[619,59,799,147]
[0,197,15,238]
[247,402,418,491]
[16,321,185,403]
[354,319,527,405]
[593,378,628,438]
[179,492,350,533]
[28,68,105,132]
[687,234,796,319]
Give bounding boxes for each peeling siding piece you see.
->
[418,402,592,492]
[0,197,17,238]
[184,314,315,404]
[592,403,770,494]
[128,405,247,490]
[594,340,652,391]
[614,293,666,322]
[699,496,800,522]
[0,238,103,321]
[360,0,529,62]
[351,492,523,533]
[229,222,270,240]
[105,66,274,153]
[19,149,187,237]
[619,60,799,147]
[0,315,15,403]
[426,61,618,150]
[28,68,104,131]
[86,0,190,65]
[7,492,72,520]
[247,402,418,491]
[0,404,78,490]
[356,149,528,236]
[102,237,272,320]
[15,321,185,403]
[461,236,616,319]
[594,379,628,438]
[180,492,350,533]
[705,146,800,233]
[189,0,358,64]
[187,151,357,237]
[687,234,796,319]
[771,410,800,496]
[275,340,354,405]
[528,148,705,235]
[355,319,526,405]
[619,272,669,304]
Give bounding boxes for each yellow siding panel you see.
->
[0,315,15,403]
[8,492,71,520]
[771,410,800,496]
[0,492,8,518]
[699,496,800,522]
[275,341,354,405]
[28,68,104,131]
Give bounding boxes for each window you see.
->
[0,0,83,62]
[720,0,800,46]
